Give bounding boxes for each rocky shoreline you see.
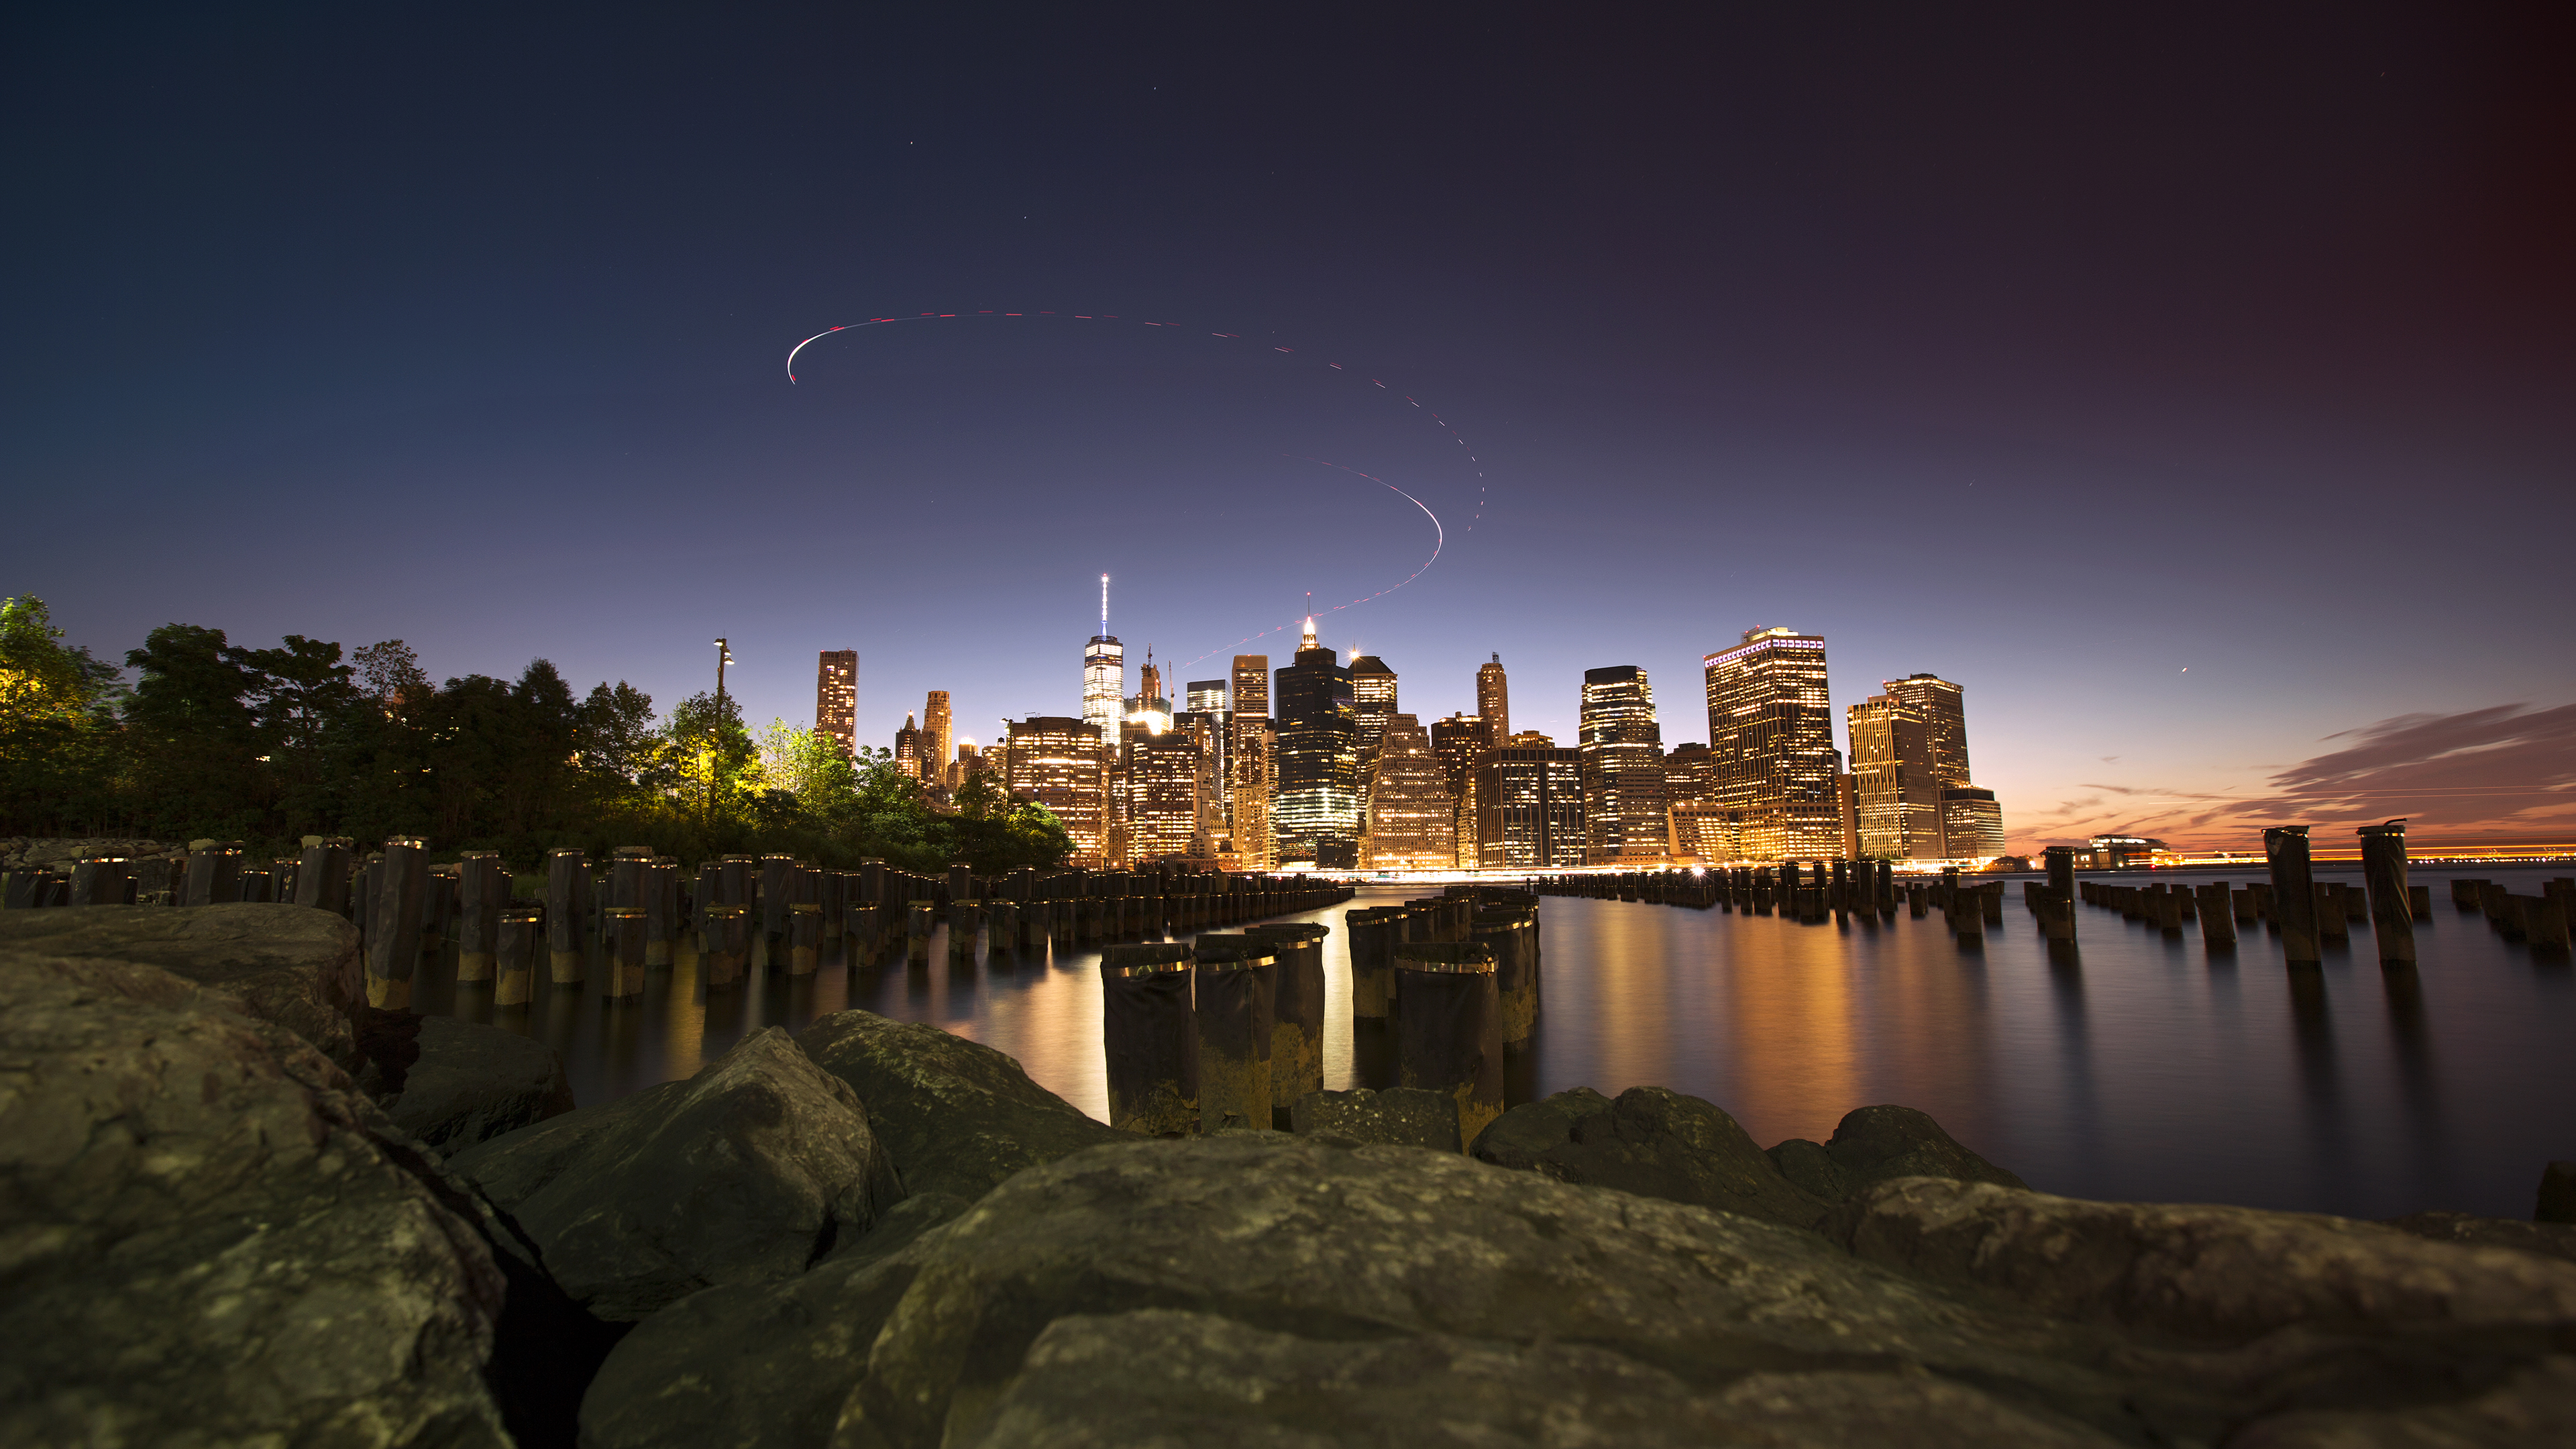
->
[5,902,2574,1446]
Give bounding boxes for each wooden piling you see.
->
[495,908,541,1006]
[1394,941,1504,1152]
[545,849,588,983]
[1193,938,1275,1132]
[1102,945,1199,1136]
[2357,822,2415,965]
[367,837,429,1009]
[1246,922,1329,1125]
[2264,826,2321,966]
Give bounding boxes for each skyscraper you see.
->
[1183,678,1230,824]
[1939,788,2007,858]
[1361,714,1454,870]
[893,713,923,780]
[1273,619,1358,869]
[1663,741,1715,807]
[1476,653,1510,739]
[1005,716,1106,865]
[1429,711,1494,869]
[1083,574,1124,754]
[1348,653,1397,822]
[1847,693,1943,859]
[1578,665,1667,862]
[1227,654,1273,867]
[1703,627,1841,861]
[922,690,953,787]
[1472,739,1585,869]
[814,650,858,759]
[1884,674,1970,787]
[1124,729,1202,863]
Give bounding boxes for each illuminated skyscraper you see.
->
[1663,741,1715,807]
[1273,619,1358,868]
[1124,729,1202,863]
[1847,693,1943,859]
[1362,714,1454,870]
[1429,712,1494,869]
[922,691,953,787]
[893,713,923,780]
[1227,654,1273,867]
[1183,678,1230,823]
[814,650,858,759]
[1940,788,2006,858]
[1005,716,1106,865]
[1885,674,1971,788]
[1703,627,1840,861]
[1472,740,1584,869]
[1668,800,1746,862]
[1349,653,1397,823]
[1083,574,1124,754]
[1476,653,1510,739]
[1578,665,1667,861]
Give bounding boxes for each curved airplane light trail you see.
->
[786,309,1484,663]
[1171,456,1444,670]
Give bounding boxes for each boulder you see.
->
[796,1010,1131,1201]
[1768,1104,2027,1201]
[386,1016,576,1153]
[1288,1086,1462,1151]
[2382,1211,2576,1267]
[0,953,512,1447]
[0,901,364,1069]
[828,1135,2170,1448]
[1470,1085,1832,1229]
[1834,1175,2576,1340]
[449,1026,901,1321]
[579,1193,969,1449]
[976,1311,2119,1449]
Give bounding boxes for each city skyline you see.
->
[8,10,2566,853]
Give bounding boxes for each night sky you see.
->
[7,5,2570,848]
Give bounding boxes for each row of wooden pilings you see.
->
[1527,862,2010,940]
[1098,885,1540,1150]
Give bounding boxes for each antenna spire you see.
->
[1099,573,1110,636]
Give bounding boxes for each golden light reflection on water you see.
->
[408,871,2576,1220]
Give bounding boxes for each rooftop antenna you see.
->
[1099,573,1110,636]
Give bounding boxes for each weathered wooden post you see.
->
[456,851,504,981]
[1395,941,1503,1152]
[2264,826,2321,966]
[290,835,352,916]
[1192,937,1276,1132]
[906,900,934,963]
[786,901,822,975]
[367,837,429,1009]
[2044,846,2077,936]
[1102,943,1199,1135]
[184,844,241,907]
[2198,882,2237,946]
[2357,822,2415,965]
[702,906,748,987]
[1468,906,1539,1043]
[602,906,647,999]
[69,857,129,908]
[545,848,588,983]
[1247,922,1329,1125]
[2315,883,2351,943]
[495,908,541,1006]
[1346,908,1403,1022]
[948,899,980,959]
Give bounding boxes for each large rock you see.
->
[0,953,512,1447]
[1768,1104,2028,1201]
[2382,1211,2576,1267]
[579,1193,969,1449]
[977,1310,2117,1449]
[826,1138,2576,1448]
[827,1136,2169,1448]
[1289,1086,1461,1151]
[449,1026,900,1321]
[1470,1085,1832,1228]
[386,1016,576,1153]
[0,901,364,1068]
[796,1010,1131,1201]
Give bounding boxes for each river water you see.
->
[411,865,2576,1222]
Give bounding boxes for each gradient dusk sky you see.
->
[6,5,2569,849]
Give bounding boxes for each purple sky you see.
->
[7,5,2570,848]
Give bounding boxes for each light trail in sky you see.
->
[784,309,1484,665]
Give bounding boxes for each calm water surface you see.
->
[411,867,2576,1222]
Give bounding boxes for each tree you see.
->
[578,681,662,788]
[121,623,269,838]
[0,596,123,834]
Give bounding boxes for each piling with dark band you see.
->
[184,844,242,908]
[1102,943,1200,1136]
[495,908,541,1006]
[1192,937,1277,1133]
[1470,907,1538,1043]
[906,900,934,963]
[1246,922,1328,1124]
[2265,825,2322,966]
[1394,941,1503,1152]
[368,837,429,1009]
[602,906,647,999]
[546,848,588,983]
[1345,908,1403,1020]
[702,905,748,987]
[456,851,504,981]
[2359,821,2416,966]
[788,901,822,975]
